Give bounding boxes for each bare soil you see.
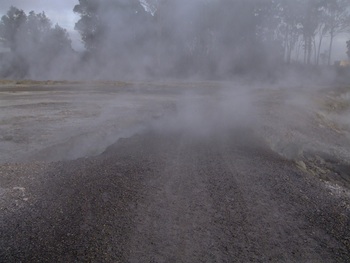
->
[0,82,349,262]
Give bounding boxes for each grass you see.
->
[0,79,131,87]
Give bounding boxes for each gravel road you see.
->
[0,82,349,262]
[1,128,349,262]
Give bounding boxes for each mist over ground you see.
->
[0,0,350,81]
[1,0,350,172]
[0,0,350,165]
[1,2,350,261]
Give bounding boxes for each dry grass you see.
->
[315,111,343,133]
[0,79,131,87]
[0,79,16,85]
[317,86,350,113]
[320,96,350,113]
[312,86,350,134]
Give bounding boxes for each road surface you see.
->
[0,128,349,262]
[0,82,349,262]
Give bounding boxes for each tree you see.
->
[0,7,72,55]
[47,25,72,52]
[324,0,350,65]
[73,0,101,52]
[272,0,350,66]
[275,0,304,64]
[72,0,348,77]
[154,0,279,76]
[25,11,52,46]
[74,0,151,53]
[0,6,27,51]
[314,10,328,65]
[0,6,73,78]
[300,0,325,65]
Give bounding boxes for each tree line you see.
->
[0,6,74,79]
[1,0,350,79]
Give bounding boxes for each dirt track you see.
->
[0,83,350,262]
[0,129,349,262]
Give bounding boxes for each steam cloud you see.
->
[0,0,349,81]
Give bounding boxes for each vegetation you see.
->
[0,6,73,78]
[1,0,350,79]
[73,0,350,78]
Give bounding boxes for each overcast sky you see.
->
[0,0,349,60]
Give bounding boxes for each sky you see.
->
[0,0,349,61]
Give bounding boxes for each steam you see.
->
[153,84,257,138]
[0,0,349,81]
[0,0,349,165]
